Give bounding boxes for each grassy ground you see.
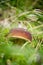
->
[0,1,43,65]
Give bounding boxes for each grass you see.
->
[0,5,43,65]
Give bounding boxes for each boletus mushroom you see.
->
[8,28,32,42]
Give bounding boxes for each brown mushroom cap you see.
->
[8,28,32,42]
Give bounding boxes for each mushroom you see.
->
[8,28,32,42]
